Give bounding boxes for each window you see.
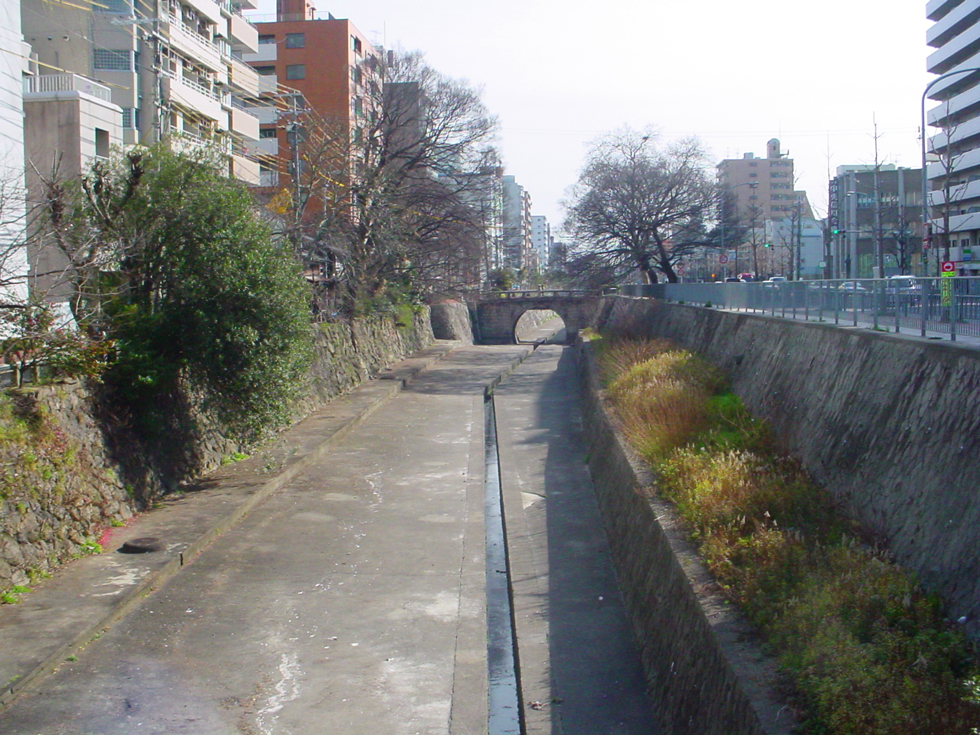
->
[258,34,275,44]
[352,96,362,117]
[121,108,136,129]
[351,65,362,85]
[253,65,276,76]
[351,35,362,54]
[95,128,110,159]
[259,127,277,138]
[94,49,132,71]
[285,64,305,80]
[285,33,305,48]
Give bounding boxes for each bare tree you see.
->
[563,128,715,284]
[273,51,499,313]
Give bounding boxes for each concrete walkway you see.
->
[495,345,658,735]
[0,332,659,734]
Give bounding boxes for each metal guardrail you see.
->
[479,289,603,300]
[645,277,980,343]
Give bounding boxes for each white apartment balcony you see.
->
[258,74,278,95]
[928,0,961,21]
[231,153,260,184]
[943,210,980,233]
[928,81,980,126]
[228,13,258,54]
[165,17,223,72]
[929,113,980,154]
[247,104,277,124]
[182,0,222,25]
[229,106,259,139]
[927,22,980,75]
[260,168,279,187]
[928,1,980,48]
[926,49,980,101]
[243,43,276,63]
[929,178,980,205]
[228,57,260,97]
[164,74,226,123]
[255,137,277,156]
[928,147,980,181]
[24,73,113,104]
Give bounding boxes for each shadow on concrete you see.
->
[502,347,659,733]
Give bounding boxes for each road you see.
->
[0,337,657,734]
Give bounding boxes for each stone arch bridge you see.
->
[472,290,605,344]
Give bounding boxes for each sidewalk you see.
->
[0,340,460,713]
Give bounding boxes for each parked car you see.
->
[885,275,921,294]
[763,276,787,288]
[724,277,742,283]
[838,281,867,291]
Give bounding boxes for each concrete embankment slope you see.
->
[599,296,980,633]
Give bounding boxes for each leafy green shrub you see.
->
[52,145,315,443]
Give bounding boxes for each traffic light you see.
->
[764,242,771,248]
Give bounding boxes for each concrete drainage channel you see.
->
[482,335,554,735]
[484,390,522,735]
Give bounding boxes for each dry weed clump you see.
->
[591,333,980,735]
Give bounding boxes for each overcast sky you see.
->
[250,0,932,231]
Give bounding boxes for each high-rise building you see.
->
[530,215,552,271]
[502,175,533,274]
[925,0,980,271]
[22,0,263,183]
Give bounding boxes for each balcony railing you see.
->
[23,73,113,104]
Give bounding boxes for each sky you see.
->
[250,0,932,232]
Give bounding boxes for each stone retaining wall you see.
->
[575,339,794,735]
[0,310,435,593]
[599,296,980,636]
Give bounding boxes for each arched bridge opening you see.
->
[514,309,565,343]
[472,290,604,345]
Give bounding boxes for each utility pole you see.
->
[873,117,885,278]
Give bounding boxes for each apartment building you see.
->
[0,0,29,308]
[716,139,808,222]
[244,0,377,189]
[925,0,980,272]
[530,215,552,271]
[23,72,124,306]
[22,0,262,183]
[502,175,533,275]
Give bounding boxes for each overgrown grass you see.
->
[593,333,980,734]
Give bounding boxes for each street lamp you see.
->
[920,67,980,273]
[718,181,758,277]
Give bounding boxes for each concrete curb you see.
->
[0,341,459,713]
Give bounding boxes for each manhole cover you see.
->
[119,537,164,554]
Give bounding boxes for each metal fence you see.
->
[620,278,980,343]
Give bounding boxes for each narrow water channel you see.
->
[484,390,523,735]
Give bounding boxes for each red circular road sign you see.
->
[941,260,955,273]
[719,255,729,264]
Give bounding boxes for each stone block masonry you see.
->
[0,310,435,595]
[600,296,980,638]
